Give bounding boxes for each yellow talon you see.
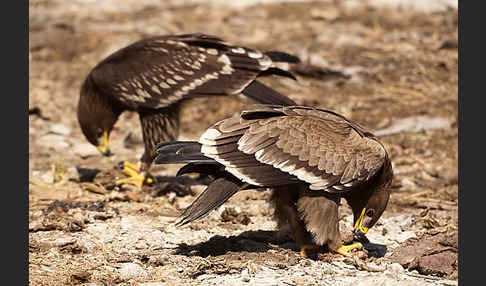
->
[336,242,363,257]
[115,162,152,190]
[122,161,141,172]
[300,244,320,258]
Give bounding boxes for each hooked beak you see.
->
[353,208,370,243]
[96,131,113,157]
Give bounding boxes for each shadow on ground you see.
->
[174,230,297,257]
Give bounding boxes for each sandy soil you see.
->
[29,0,458,285]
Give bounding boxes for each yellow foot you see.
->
[300,244,321,258]
[121,161,141,172]
[115,163,152,190]
[335,242,363,257]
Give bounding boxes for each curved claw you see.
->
[122,161,141,172]
[335,242,363,257]
[115,162,152,190]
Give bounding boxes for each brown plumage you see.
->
[155,105,393,256]
[77,33,299,188]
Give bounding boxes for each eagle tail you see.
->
[264,51,301,63]
[176,162,222,177]
[175,178,242,226]
[242,80,297,106]
[155,142,256,226]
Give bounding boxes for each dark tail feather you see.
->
[242,81,297,106]
[259,68,297,80]
[176,162,223,177]
[264,51,301,63]
[155,141,213,164]
[176,178,242,226]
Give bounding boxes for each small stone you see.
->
[388,263,404,272]
[417,252,456,276]
[41,172,54,183]
[134,241,148,249]
[310,8,340,21]
[356,250,368,260]
[148,254,169,266]
[38,134,70,149]
[438,167,458,185]
[40,236,76,248]
[167,192,176,204]
[118,263,147,280]
[73,143,100,158]
[50,123,71,135]
[71,271,90,283]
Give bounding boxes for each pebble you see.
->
[167,192,177,204]
[50,123,71,135]
[134,241,148,250]
[39,236,76,248]
[388,263,405,273]
[73,142,100,158]
[37,134,70,149]
[351,276,428,286]
[41,172,54,183]
[118,263,147,280]
[374,116,450,136]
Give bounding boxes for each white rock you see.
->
[375,116,451,136]
[351,276,432,286]
[118,263,147,280]
[139,282,166,286]
[167,192,176,204]
[38,236,76,248]
[73,142,100,158]
[388,263,404,273]
[37,134,70,149]
[50,123,71,135]
[41,172,54,183]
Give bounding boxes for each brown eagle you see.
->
[77,33,299,189]
[154,105,393,257]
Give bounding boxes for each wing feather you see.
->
[198,105,388,192]
[88,33,296,109]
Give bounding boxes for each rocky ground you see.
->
[29,0,458,285]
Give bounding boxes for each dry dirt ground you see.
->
[29,0,458,285]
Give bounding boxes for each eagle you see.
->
[154,105,393,257]
[77,33,299,189]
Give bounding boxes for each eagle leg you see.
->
[115,162,153,190]
[335,242,363,257]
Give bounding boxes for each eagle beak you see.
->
[97,132,112,156]
[353,208,370,240]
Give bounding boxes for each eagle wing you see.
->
[199,105,387,192]
[89,33,289,109]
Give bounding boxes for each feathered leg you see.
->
[116,104,180,190]
[269,186,317,257]
[297,192,363,257]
